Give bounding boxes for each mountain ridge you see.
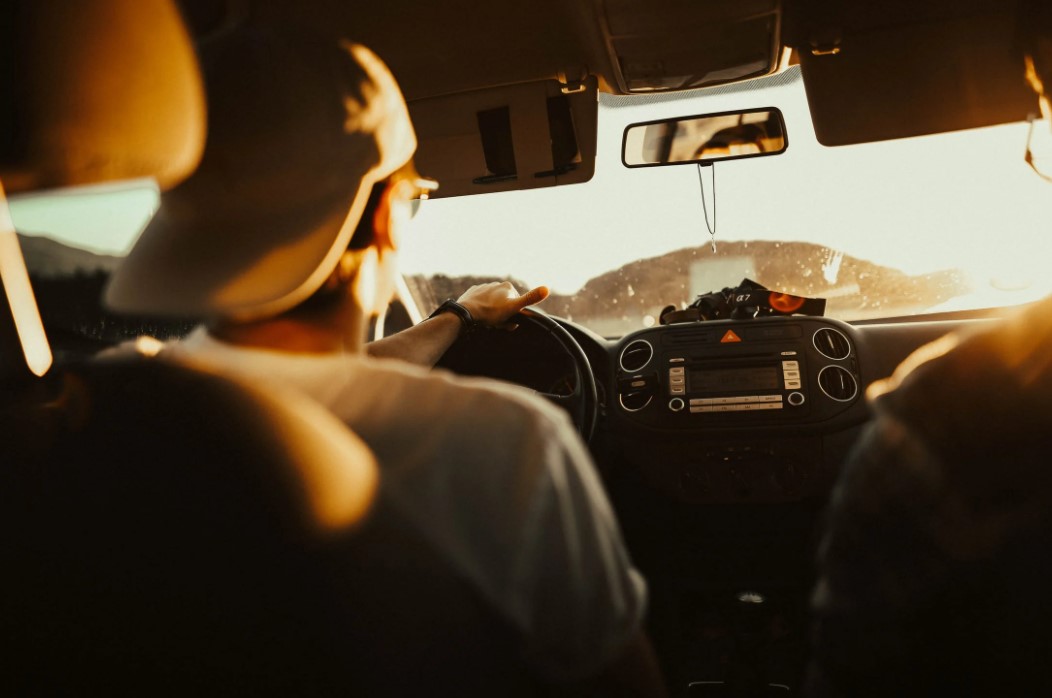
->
[17,233,122,277]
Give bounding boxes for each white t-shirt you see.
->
[160,328,646,679]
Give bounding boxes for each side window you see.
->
[11,182,193,360]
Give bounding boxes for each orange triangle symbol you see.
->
[721,330,743,343]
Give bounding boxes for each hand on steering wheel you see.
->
[455,282,550,329]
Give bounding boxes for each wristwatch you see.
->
[427,298,476,335]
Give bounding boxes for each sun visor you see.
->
[408,77,598,199]
[792,3,1038,145]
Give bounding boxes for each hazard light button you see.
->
[720,330,743,343]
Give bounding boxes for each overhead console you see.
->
[596,0,783,93]
[613,316,863,434]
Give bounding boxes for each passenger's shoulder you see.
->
[865,297,1052,495]
[884,299,1052,414]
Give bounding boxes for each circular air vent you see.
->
[818,365,859,402]
[619,391,653,412]
[813,327,852,360]
[619,339,654,372]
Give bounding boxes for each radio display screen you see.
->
[690,366,780,393]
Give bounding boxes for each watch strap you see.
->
[428,298,475,334]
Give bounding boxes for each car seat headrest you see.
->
[0,0,206,194]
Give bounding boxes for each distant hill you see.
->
[543,240,970,320]
[408,240,970,329]
[17,233,121,277]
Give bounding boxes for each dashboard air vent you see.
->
[813,327,851,360]
[619,391,653,412]
[619,339,654,372]
[818,365,859,402]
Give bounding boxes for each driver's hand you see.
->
[457,281,549,328]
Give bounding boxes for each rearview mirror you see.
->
[622,107,787,168]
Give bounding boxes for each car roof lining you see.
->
[238,0,1039,148]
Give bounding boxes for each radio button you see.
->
[669,357,686,363]
[760,395,783,402]
[690,406,716,413]
[758,402,783,410]
[669,367,685,376]
[670,386,686,395]
[785,380,802,390]
[782,360,799,370]
[690,398,715,406]
[782,370,800,380]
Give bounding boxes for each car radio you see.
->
[667,351,806,415]
[614,318,861,430]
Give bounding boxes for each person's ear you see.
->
[371,180,400,254]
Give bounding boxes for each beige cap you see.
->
[105,28,416,320]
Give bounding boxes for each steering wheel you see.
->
[435,307,599,442]
[517,308,598,441]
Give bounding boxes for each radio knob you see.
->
[669,397,686,412]
[787,391,806,407]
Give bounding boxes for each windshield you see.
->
[11,67,1052,343]
[401,66,1052,336]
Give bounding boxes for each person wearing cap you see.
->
[104,27,663,693]
[103,26,543,365]
[806,4,1052,695]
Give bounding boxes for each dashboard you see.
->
[435,310,992,507]
[611,317,864,433]
[429,305,997,693]
[437,313,870,503]
[602,317,868,504]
